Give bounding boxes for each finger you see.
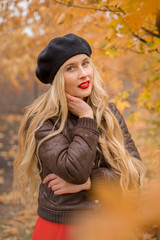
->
[51,184,61,192]
[66,93,72,101]
[54,189,66,195]
[43,173,57,184]
[66,93,78,102]
[48,179,61,188]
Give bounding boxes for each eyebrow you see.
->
[64,57,89,69]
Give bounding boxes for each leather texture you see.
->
[35,102,141,224]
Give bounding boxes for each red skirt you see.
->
[32,216,76,240]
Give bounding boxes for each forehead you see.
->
[63,54,89,66]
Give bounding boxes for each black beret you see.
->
[35,33,92,84]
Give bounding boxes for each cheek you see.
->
[89,67,94,82]
[64,75,75,92]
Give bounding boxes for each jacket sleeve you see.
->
[35,117,99,184]
[108,102,141,160]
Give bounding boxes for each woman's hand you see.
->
[43,173,91,195]
[66,93,93,119]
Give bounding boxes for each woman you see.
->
[13,33,144,240]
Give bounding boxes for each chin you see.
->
[77,89,92,99]
[77,93,91,99]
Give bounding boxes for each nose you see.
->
[78,66,88,78]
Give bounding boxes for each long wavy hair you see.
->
[13,59,144,205]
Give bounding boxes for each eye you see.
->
[82,60,90,66]
[66,66,74,71]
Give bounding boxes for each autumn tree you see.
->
[0,0,159,151]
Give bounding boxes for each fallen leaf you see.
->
[0,176,4,184]
[14,215,26,223]
[0,192,15,204]
[3,226,18,236]
[2,114,22,122]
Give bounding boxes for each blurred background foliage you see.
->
[0,0,160,239]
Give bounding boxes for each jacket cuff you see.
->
[76,117,99,134]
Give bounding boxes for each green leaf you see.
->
[101,43,106,49]
[147,41,154,48]
[106,48,119,57]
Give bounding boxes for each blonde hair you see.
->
[88,62,144,191]
[13,60,144,205]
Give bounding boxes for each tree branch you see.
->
[142,27,160,38]
[132,33,147,43]
[125,48,143,54]
[148,48,160,54]
[54,0,123,13]
[55,0,159,53]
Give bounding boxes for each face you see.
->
[63,54,94,99]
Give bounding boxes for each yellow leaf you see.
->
[57,13,65,24]
[113,99,130,112]
[119,100,131,112]
[106,28,115,39]
[121,90,129,99]
[146,101,154,110]
[106,48,120,57]
[125,12,144,31]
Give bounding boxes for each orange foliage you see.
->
[0,0,159,112]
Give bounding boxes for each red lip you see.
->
[78,81,90,89]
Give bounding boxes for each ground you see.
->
[0,115,37,240]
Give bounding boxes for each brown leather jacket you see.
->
[35,102,141,224]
